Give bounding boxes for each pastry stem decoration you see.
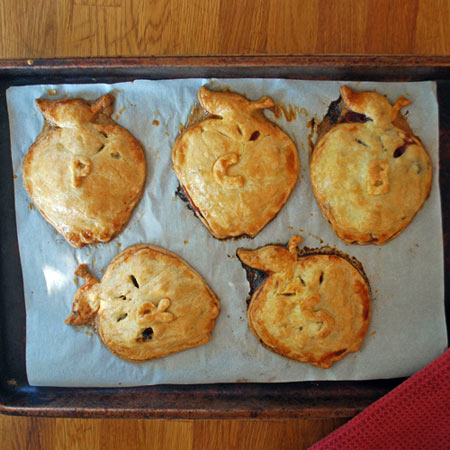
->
[237,235,371,369]
[65,264,100,325]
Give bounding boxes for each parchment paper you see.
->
[6,79,448,387]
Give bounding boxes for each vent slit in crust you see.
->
[130,274,139,288]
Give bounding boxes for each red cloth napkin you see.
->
[310,348,450,449]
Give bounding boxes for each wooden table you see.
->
[1,1,449,449]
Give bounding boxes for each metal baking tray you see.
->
[0,56,449,418]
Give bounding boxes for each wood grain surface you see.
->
[0,416,348,450]
[0,0,450,58]
[1,0,449,449]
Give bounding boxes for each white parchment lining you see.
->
[6,79,448,387]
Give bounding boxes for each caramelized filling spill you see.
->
[327,98,342,125]
[237,260,268,307]
[175,184,206,219]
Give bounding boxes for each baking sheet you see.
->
[6,78,448,387]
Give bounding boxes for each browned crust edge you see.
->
[310,89,433,245]
[237,241,372,369]
[68,244,220,362]
[171,88,300,240]
[22,95,147,248]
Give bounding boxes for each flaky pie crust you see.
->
[310,86,432,245]
[237,235,371,369]
[66,244,220,362]
[23,95,146,247]
[172,87,300,239]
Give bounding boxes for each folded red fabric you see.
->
[310,348,450,449]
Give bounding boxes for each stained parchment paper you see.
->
[6,79,448,387]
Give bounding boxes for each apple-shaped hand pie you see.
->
[23,95,146,248]
[172,87,300,239]
[310,86,432,245]
[237,235,371,369]
[66,244,220,361]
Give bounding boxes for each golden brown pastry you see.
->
[310,86,432,245]
[66,244,220,361]
[23,95,146,248]
[172,86,300,239]
[237,235,371,369]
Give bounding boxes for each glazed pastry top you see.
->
[172,87,299,239]
[310,86,432,245]
[23,95,146,247]
[237,235,371,369]
[66,244,220,362]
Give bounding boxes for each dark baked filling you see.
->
[249,130,260,141]
[237,262,268,307]
[175,184,205,218]
[296,245,371,293]
[137,327,154,342]
[326,98,342,125]
[130,274,139,288]
[175,183,254,241]
[393,145,407,158]
[393,138,415,158]
[315,92,416,158]
[237,242,372,310]
[316,96,372,143]
[343,111,372,123]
